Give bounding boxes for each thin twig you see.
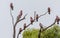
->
[39,12,47,18]
[10,9,27,38]
[17,33,20,38]
[10,9,14,25]
[10,9,15,38]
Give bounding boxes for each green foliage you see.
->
[23,29,39,38]
[23,25,60,38]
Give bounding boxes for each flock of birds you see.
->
[10,2,60,35]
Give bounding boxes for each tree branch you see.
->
[17,33,20,38]
[10,9,27,38]
[17,12,48,38]
[42,19,56,32]
[39,12,47,18]
[38,28,41,38]
[10,9,14,26]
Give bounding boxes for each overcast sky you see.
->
[0,0,60,38]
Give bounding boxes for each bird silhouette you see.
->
[17,10,23,20]
[39,23,43,29]
[48,7,50,14]
[30,17,34,24]
[24,23,26,30]
[10,3,13,10]
[56,16,60,24]
[19,10,23,18]
[19,10,23,16]
[19,28,22,34]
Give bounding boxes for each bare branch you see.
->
[10,9,14,26]
[13,14,27,38]
[17,33,19,38]
[10,9,16,38]
[42,19,56,32]
[39,12,47,18]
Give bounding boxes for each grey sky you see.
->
[0,0,60,38]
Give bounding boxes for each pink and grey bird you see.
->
[48,7,51,14]
[19,10,23,16]
[56,16,60,24]
[39,23,43,29]
[19,28,22,34]
[17,10,23,20]
[30,17,34,24]
[10,3,13,10]
[24,23,26,30]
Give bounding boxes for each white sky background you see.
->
[0,0,60,38]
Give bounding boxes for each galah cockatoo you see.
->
[10,3,13,10]
[30,17,34,24]
[17,10,23,20]
[24,23,26,30]
[48,7,51,14]
[39,23,43,29]
[19,28,22,34]
[56,16,60,24]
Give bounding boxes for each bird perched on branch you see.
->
[23,23,26,30]
[39,23,43,29]
[48,7,51,14]
[30,17,34,24]
[56,16,60,24]
[17,10,23,20]
[10,3,13,10]
[19,28,22,34]
[36,14,39,21]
